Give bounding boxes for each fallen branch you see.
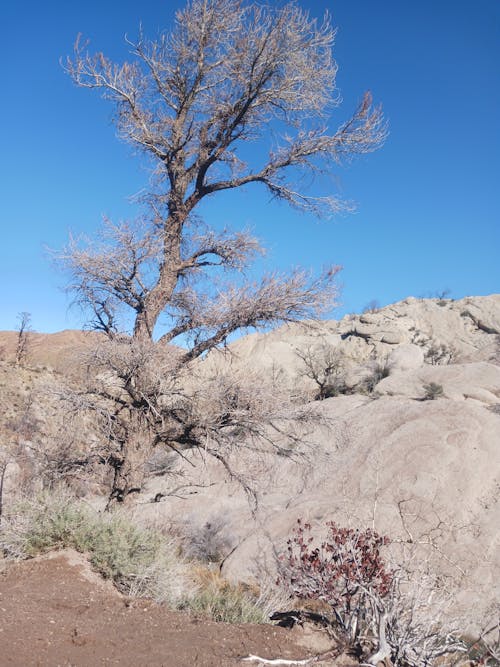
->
[241,656,316,666]
[241,646,344,665]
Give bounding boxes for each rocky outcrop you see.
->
[201,294,500,399]
[137,294,500,624]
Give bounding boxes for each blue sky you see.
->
[1,0,498,333]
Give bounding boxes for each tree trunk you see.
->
[108,414,153,506]
[133,214,185,342]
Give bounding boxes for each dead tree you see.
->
[295,343,347,400]
[59,0,385,504]
[15,312,32,366]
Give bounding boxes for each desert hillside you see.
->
[0,329,100,373]
[1,294,499,665]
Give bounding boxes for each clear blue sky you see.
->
[1,0,498,333]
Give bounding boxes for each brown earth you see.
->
[0,551,352,667]
[0,330,100,374]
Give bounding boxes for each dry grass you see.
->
[0,490,189,604]
[181,566,288,624]
[0,490,286,624]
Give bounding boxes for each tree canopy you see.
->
[59,0,385,503]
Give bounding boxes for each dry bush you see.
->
[295,343,348,400]
[381,572,467,666]
[145,448,178,477]
[358,357,392,394]
[462,606,500,666]
[181,568,268,624]
[0,391,42,513]
[0,367,112,508]
[490,336,500,366]
[181,513,235,564]
[424,341,457,366]
[276,519,469,666]
[363,299,381,314]
[182,566,288,624]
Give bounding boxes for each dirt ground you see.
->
[0,550,353,667]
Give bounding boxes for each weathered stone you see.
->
[388,343,425,372]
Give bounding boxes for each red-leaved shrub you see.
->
[278,519,392,644]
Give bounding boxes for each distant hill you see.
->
[0,330,101,373]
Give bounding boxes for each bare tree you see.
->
[15,312,32,366]
[295,342,348,400]
[59,0,385,504]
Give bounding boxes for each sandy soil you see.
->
[0,551,348,667]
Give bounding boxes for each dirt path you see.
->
[0,551,330,667]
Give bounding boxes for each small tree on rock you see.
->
[296,343,348,400]
[59,0,385,504]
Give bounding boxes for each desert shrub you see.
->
[422,382,444,400]
[85,518,164,585]
[0,491,282,622]
[276,520,468,665]
[0,491,188,603]
[465,605,500,665]
[359,358,392,394]
[32,439,105,495]
[424,341,456,365]
[182,514,234,563]
[181,568,269,624]
[382,573,466,666]
[145,448,177,476]
[1,383,109,498]
[487,404,500,415]
[4,495,90,555]
[490,335,500,366]
[363,299,380,314]
[277,519,392,646]
[434,289,452,306]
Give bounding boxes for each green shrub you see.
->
[0,491,283,623]
[422,382,444,400]
[358,358,392,394]
[0,491,188,603]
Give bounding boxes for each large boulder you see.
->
[387,343,425,372]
